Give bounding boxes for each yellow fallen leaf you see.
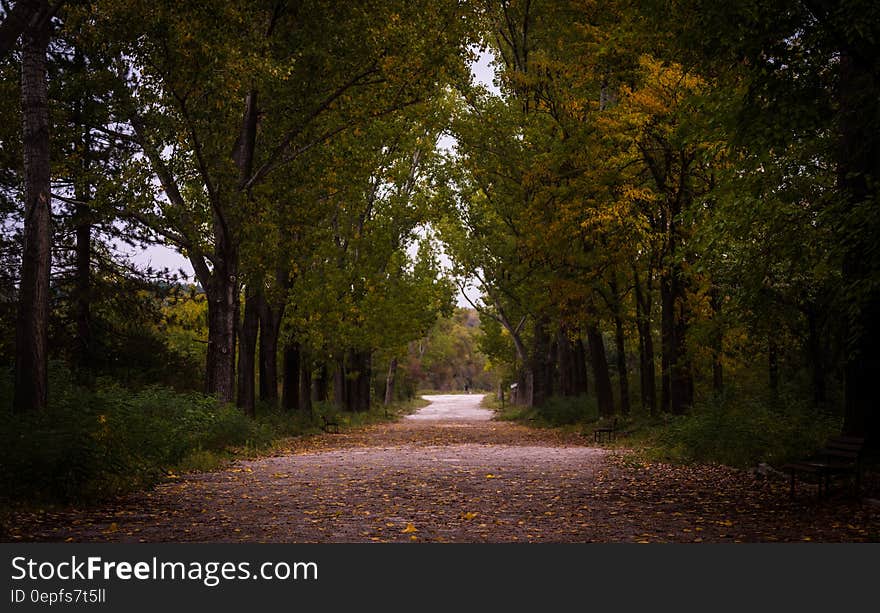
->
[402,523,418,534]
[409,535,418,541]
[103,523,118,534]
[485,474,497,479]
[462,512,478,521]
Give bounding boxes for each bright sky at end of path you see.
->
[129,50,498,307]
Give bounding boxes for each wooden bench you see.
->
[782,436,865,498]
[593,418,618,443]
[320,415,340,434]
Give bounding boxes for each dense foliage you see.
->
[438,0,879,461]
[2,0,878,504]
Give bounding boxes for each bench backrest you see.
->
[821,436,865,461]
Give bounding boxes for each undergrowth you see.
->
[484,388,842,468]
[0,366,425,507]
[486,393,600,429]
[643,392,841,468]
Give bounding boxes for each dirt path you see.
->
[11,395,880,542]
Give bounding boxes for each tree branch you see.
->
[244,60,380,191]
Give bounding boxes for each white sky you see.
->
[129,50,498,307]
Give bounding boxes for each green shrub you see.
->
[653,392,841,467]
[0,368,292,504]
[0,366,432,506]
[493,394,599,427]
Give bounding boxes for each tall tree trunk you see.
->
[204,85,256,404]
[837,50,880,445]
[0,0,47,60]
[314,363,329,402]
[613,313,630,416]
[660,271,673,413]
[661,261,692,414]
[671,283,693,413]
[74,192,91,374]
[384,356,398,406]
[634,266,656,415]
[72,52,92,377]
[257,290,283,404]
[359,352,372,412]
[530,319,553,407]
[556,328,575,396]
[236,287,259,417]
[346,349,372,412]
[710,286,724,395]
[768,335,779,397]
[281,342,301,411]
[586,323,614,417]
[299,354,312,414]
[806,304,826,407]
[204,256,239,404]
[334,356,347,411]
[610,277,630,416]
[574,338,589,395]
[13,9,51,413]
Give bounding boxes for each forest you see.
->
[1,0,879,520]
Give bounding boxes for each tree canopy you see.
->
[2,0,878,450]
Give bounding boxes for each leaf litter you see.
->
[7,419,879,543]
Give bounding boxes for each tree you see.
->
[94,0,471,405]
[12,0,51,412]
[647,0,880,442]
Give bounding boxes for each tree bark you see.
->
[556,328,575,396]
[236,287,259,417]
[836,50,880,445]
[610,277,630,416]
[530,319,553,407]
[384,356,398,406]
[661,261,691,414]
[71,49,93,377]
[634,266,656,415]
[768,335,779,397]
[314,363,329,402]
[73,181,91,376]
[0,0,48,60]
[660,270,673,413]
[613,312,630,416]
[281,342,301,411]
[710,286,723,395]
[346,349,372,412]
[806,303,826,406]
[204,256,239,404]
[573,337,588,395]
[13,9,51,413]
[586,323,614,417]
[257,290,283,404]
[299,354,312,414]
[334,356,347,411]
